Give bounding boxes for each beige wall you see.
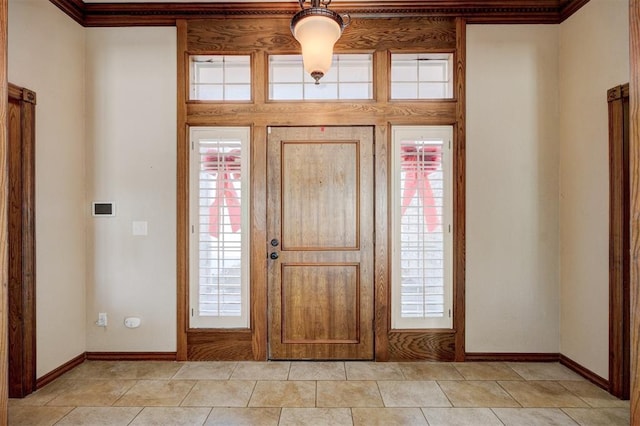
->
[7,0,629,373]
[559,0,629,379]
[466,25,560,353]
[85,28,177,351]
[8,0,87,377]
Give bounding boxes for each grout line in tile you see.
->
[176,379,199,407]
[51,406,77,426]
[125,406,144,426]
[374,380,386,407]
[559,407,584,425]
[169,362,183,380]
[246,379,258,407]
[434,380,455,408]
[557,383,594,408]
[488,407,507,426]
[398,363,408,381]
[504,363,527,381]
[200,407,214,426]
[451,362,465,380]
[418,406,430,425]
[229,360,241,380]
[495,380,523,408]
[110,379,140,407]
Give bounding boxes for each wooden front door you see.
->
[267,126,374,360]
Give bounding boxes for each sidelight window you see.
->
[391,126,453,329]
[189,127,250,328]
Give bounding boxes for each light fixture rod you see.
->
[299,0,332,8]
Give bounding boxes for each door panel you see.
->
[282,264,359,343]
[281,142,358,250]
[268,126,374,360]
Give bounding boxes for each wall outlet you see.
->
[97,312,108,327]
[124,317,141,328]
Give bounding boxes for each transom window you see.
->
[189,127,250,328]
[391,126,453,329]
[268,54,373,101]
[189,55,251,101]
[391,53,453,99]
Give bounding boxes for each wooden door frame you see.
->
[629,0,640,422]
[176,16,466,362]
[7,83,37,398]
[0,0,8,417]
[608,83,630,400]
[266,126,375,360]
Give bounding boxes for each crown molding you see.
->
[50,0,84,25]
[559,0,590,22]
[49,0,590,27]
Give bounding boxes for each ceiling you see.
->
[50,0,590,26]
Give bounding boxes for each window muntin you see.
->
[269,54,373,100]
[391,53,453,100]
[189,127,250,328]
[190,55,251,101]
[391,126,453,329]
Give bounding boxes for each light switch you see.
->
[132,221,148,236]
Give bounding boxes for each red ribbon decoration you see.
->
[202,149,242,239]
[401,144,441,232]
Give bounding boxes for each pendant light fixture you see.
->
[290,0,350,85]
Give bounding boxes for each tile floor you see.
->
[8,361,630,425]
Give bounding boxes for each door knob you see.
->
[270,239,279,247]
[270,252,279,260]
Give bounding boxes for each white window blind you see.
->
[391,126,453,329]
[189,127,250,328]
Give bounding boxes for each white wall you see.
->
[559,0,629,379]
[8,0,87,377]
[466,25,560,353]
[85,28,177,351]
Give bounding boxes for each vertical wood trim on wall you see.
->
[608,84,630,399]
[373,50,390,361]
[630,0,640,421]
[7,84,37,398]
[176,19,188,361]
[250,54,268,360]
[454,17,467,362]
[374,122,390,361]
[0,0,9,418]
[251,124,267,360]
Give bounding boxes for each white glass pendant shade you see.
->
[293,15,342,83]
